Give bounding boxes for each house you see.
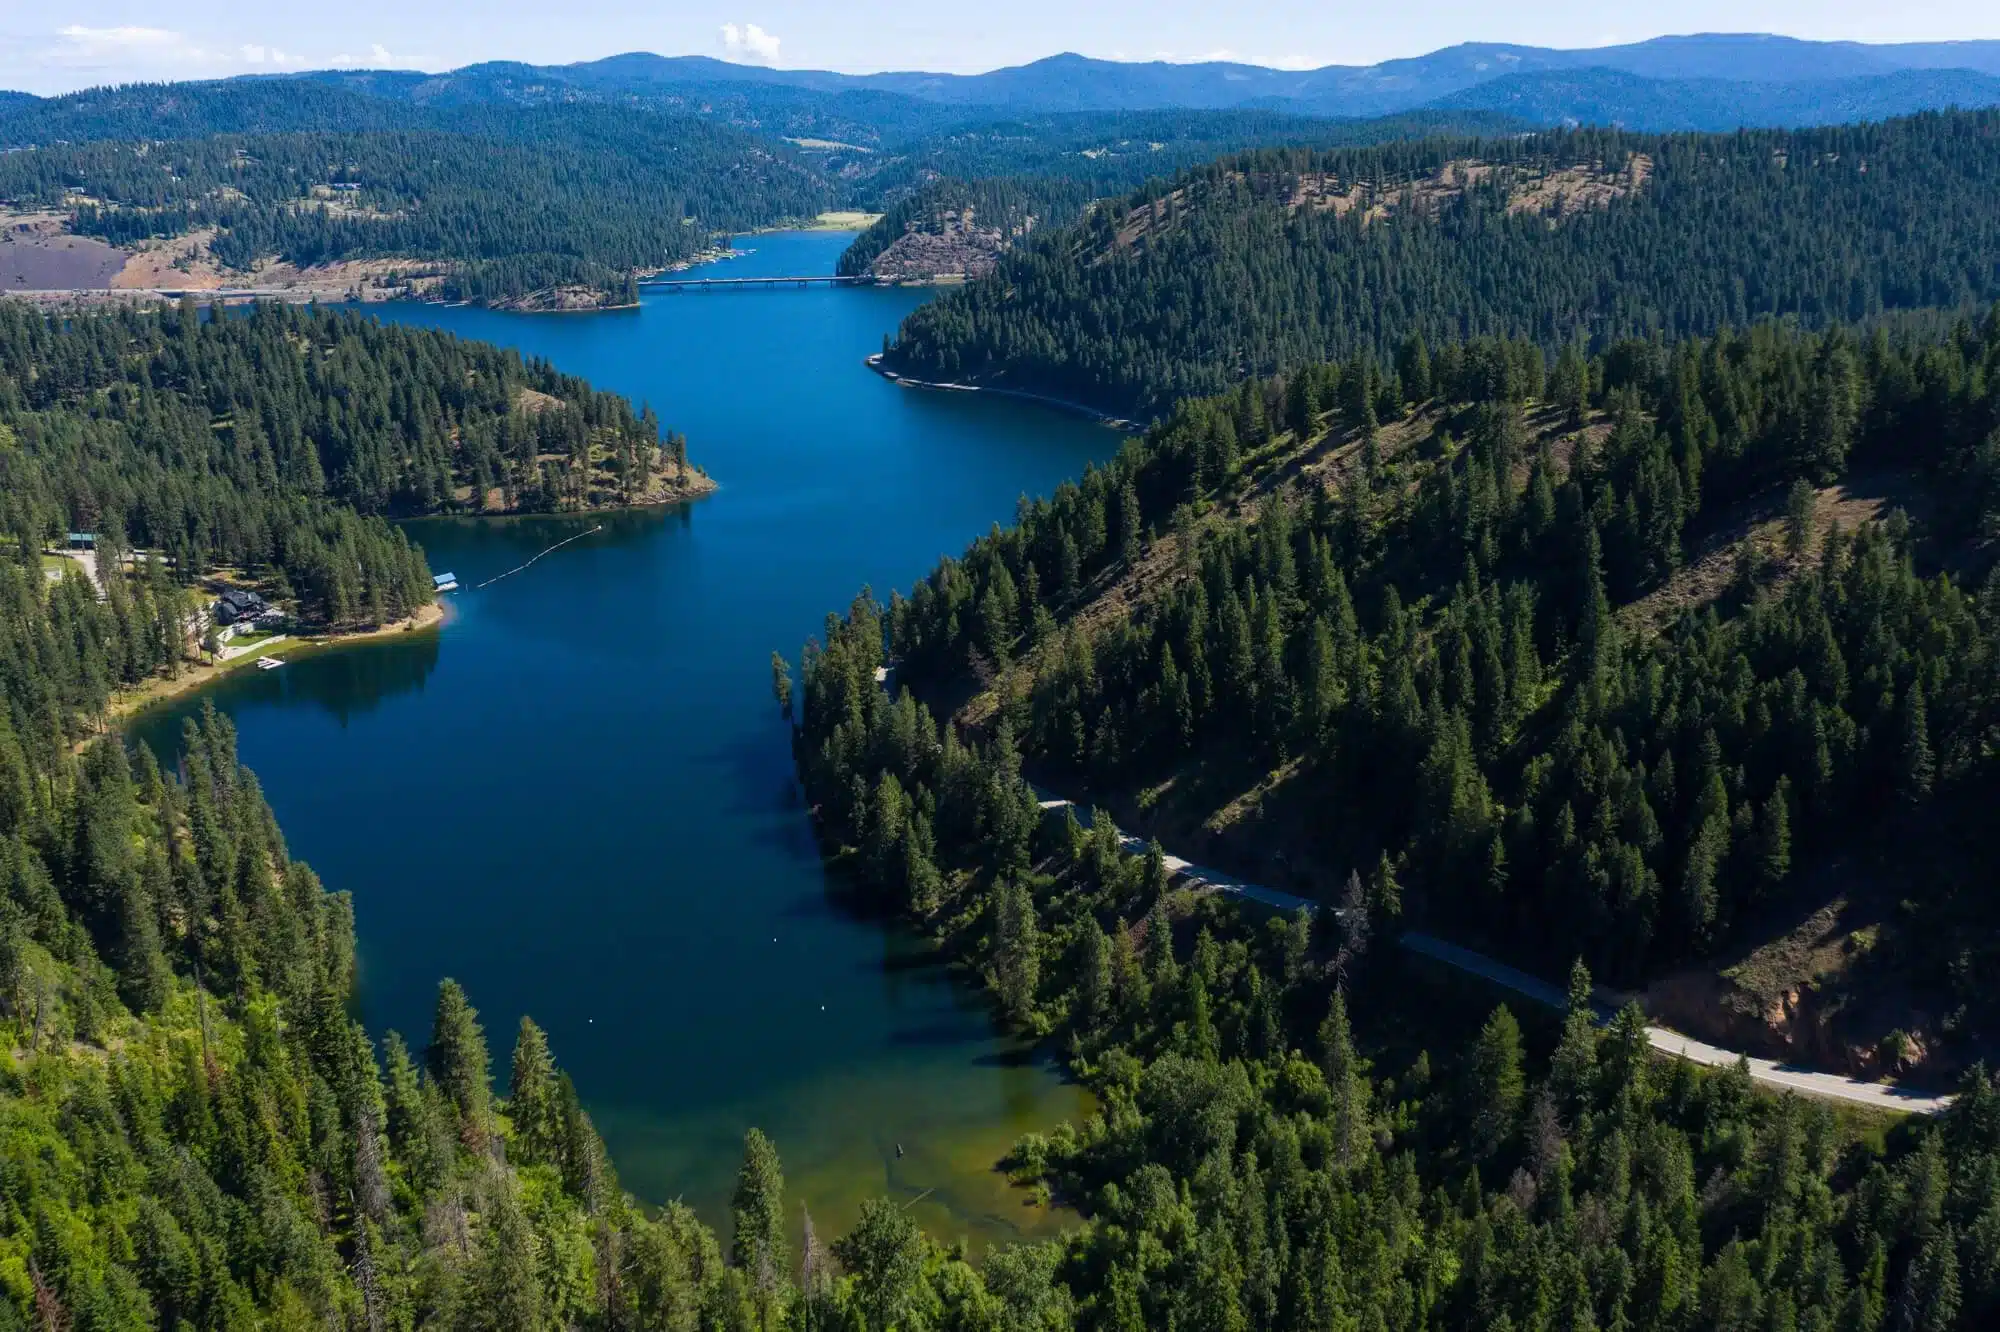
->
[65,532,96,550]
[212,587,269,625]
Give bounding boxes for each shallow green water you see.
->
[128,232,1115,1246]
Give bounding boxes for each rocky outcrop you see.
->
[1642,967,1946,1084]
[866,206,1013,283]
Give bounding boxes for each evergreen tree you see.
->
[1469,1005,1526,1158]
[427,978,492,1138]
[732,1126,789,1311]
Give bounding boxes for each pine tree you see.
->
[471,1177,550,1331]
[995,879,1041,1025]
[731,1127,789,1295]
[771,651,794,718]
[1900,679,1935,806]
[427,979,491,1139]
[1470,1005,1526,1158]
[508,1017,559,1166]
[1319,989,1371,1168]
[1757,778,1792,890]
[1550,960,1599,1116]
[1119,477,1143,567]
[1894,1223,1961,1332]
[1786,478,1817,559]
[1398,331,1433,403]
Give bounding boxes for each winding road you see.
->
[1033,790,1953,1115]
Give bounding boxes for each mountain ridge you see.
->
[286,31,2000,117]
[10,33,2000,137]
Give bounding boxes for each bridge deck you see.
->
[638,275,868,289]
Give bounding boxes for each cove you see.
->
[127,231,1116,1246]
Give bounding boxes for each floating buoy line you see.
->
[472,525,605,589]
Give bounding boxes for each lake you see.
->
[128,231,1117,1246]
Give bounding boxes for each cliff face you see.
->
[866,205,1017,282]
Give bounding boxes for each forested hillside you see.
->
[0,78,428,144]
[846,306,2000,1073]
[885,110,2000,418]
[1433,66,2000,131]
[788,317,2000,1332]
[0,106,832,306]
[0,302,699,630]
[837,111,1520,280]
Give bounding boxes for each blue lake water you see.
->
[129,231,1117,1244]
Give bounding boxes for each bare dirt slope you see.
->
[1,214,126,290]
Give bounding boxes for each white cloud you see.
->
[58,25,182,48]
[239,44,305,67]
[0,24,404,93]
[326,43,427,69]
[720,22,782,65]
[56,24,211,61]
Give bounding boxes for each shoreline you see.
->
[97,601,447,730]
[457,472,720,519]
[865,354,1141,431]
[508,300,642,316]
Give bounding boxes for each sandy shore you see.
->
[98,601,446,727]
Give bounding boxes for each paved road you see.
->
[1032,789,1952,1115]
[1398,933,1953,1114]
[46,548,106,600]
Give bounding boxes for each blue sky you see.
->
[7,0,1997,94]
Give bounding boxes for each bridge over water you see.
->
[638,274,872,291]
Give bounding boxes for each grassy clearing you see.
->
[809,211,885,231]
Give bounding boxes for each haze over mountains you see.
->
[422,32,2000,114]
[6,31,2000,136]
[276,32,2000,129]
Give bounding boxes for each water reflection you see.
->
[130,626,442,747]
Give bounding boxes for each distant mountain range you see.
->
[1430,65,2000,131]
[5,32,2000,140]
[287,33,2000,128]
[267,34,2000,117]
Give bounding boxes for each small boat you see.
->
[255,657,283,670]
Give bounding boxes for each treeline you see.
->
[867,311,2000,1028]
[790,546,2000,1332]
[0,106,834,303]
[885,109,2000,418]
[0,302,697,631]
